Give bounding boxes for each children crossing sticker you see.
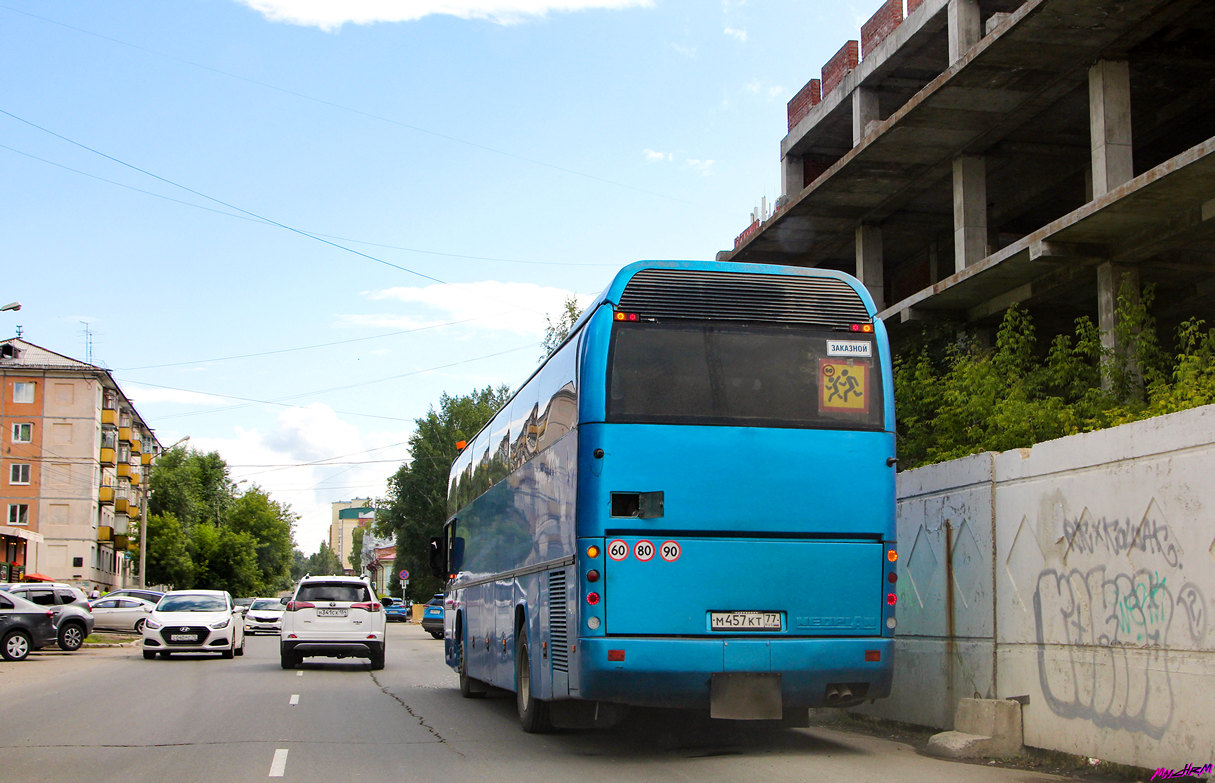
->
[819,359,870,413]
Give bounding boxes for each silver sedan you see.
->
[89,596,156,633]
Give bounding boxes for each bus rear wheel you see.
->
[515,628,552,733]
[458,634,485,698]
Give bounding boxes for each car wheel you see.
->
[143,650,155,660]
[458,632,486,698]
[430,630,443,639]
[280,651,300,669]
[134,619,146,634]
[2,629,31,661]
[235,635,245,657]
[57,622,85,651]
[515,626,552,733]
[221,641,235,660]
[369,646,385,670]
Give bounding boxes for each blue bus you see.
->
[430,260,897,732]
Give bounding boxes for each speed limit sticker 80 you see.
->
[606,539,680,562]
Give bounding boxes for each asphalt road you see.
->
[1,623,1077,783]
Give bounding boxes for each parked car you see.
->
[89,596,156,633]
[141,590,245,660]
[0,582,94,651]
[385,600,411,623]
[101,588,165,605]
[0,590,56,661]
[279,575,393,670]
[243,598,285,635]
[421,594,445,639]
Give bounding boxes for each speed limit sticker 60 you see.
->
[660,541,681,562]
[607,540,629,561]
[633,540,656,562]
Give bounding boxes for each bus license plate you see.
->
[710,612,782,631]
[317,608,348,617]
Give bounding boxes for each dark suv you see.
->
[1,591,56,660]
[0,583,95,651]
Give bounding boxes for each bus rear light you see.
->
[887,572,898,583]
[587,545,600,558]
[849,323,874,333]
[886,592,898,606]
[587,592,601,605]
[614,312,640,322]
[587,616,600,630]
[887,550,898,562]
[865,650,881,662]
[587,569,600,583]
[608,650,625,662]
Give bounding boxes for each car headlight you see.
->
[209,618,231,630]
[145,619,162,630]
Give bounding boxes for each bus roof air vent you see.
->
[617,268,870,328]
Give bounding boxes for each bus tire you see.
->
[458,633,486,698]
[515,627,552,733]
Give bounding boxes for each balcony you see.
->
[114,497,129,514]
[129,504,141,520]
[99,486,114,504]
[113,534,130,551]
[132,438,142,455]
[97,525,113,542]
[117,463,132,478]
[101,409,117,426]
[99,447,116,465]
[141,453,152,466]
[118,427,132,443]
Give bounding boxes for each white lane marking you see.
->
[296,670,303,677]
[289,694,300,706]
[269,749,288,777]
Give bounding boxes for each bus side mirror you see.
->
[428,537,446,579]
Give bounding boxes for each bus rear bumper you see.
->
[575,636,892,711]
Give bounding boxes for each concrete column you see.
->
[948,0,981,64]
[853,86,881,146]
[1097,261,1142,394]
[856,224,886,310]
[782,154,803,197]
[1089,59,1134,197]
[952,155,987,272]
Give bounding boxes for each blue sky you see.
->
[2,0,870,553]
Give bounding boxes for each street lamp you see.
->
[139,435,190,587]
[1,302,20,312]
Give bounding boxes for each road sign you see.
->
[399,570,410,580]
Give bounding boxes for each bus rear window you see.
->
[607,322,883,430]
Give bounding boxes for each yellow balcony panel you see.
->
[118,427,132,443]
[99,486,114,504]
[113,534,130,551]
[129,506,141,520]
[115,497,129,514]
[101,409,118,425]
[99,447,117,464]
[117,463,132,478]
[132,439,142,455]
[141,452,152,465]
[98,525,113,542]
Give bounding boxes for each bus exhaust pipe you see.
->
[825,685,854,705]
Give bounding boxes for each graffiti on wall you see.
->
[1033,515,1208,739]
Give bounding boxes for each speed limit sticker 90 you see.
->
[633,540,656,562]
[660,541,681,562]
[607,540,629,561]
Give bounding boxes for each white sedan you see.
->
[90,596,156,633]
[243,598,286,635]
[141,590,245,660]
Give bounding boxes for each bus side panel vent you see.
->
[548,570,570,672]
[618,268,870,328]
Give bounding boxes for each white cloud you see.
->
[357,280,590,337]
[643,148,673,163]
[744,80,787,100]
[671,42,697,58]
[724,26,747,42]
[235,0,652,30]
[684,158,716,176]
[194,403,412,552]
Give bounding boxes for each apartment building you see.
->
[1,338,160,592]
[724,0,1215,351]
[329,498,373,574]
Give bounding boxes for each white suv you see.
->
[279,575,393,670]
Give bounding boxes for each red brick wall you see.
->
[787,79,822,130]
[822,40,859,98]
[861,0,904,59]
[907,0,928,16]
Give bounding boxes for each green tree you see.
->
[301,541,343,576]
[144,512,193,589]
[542,295,583,357]
[350,525,366,576]
[376,385,511,601]
[228,488,296,593]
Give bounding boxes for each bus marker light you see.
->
[608,650,625,662]
[587,545,600,559]
[886,593,898,606]
[587,569,600,583]
[587,616,600,630]
[587,592,601,605]
[614,312,640,322]
[887,550,898,562]
[886,618,897,630]
[865,650,881,662]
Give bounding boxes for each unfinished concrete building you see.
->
[721,0,1215,351]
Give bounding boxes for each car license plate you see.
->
[170,634,198,642]
[709,611,782,631]
[316,608,348,617]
